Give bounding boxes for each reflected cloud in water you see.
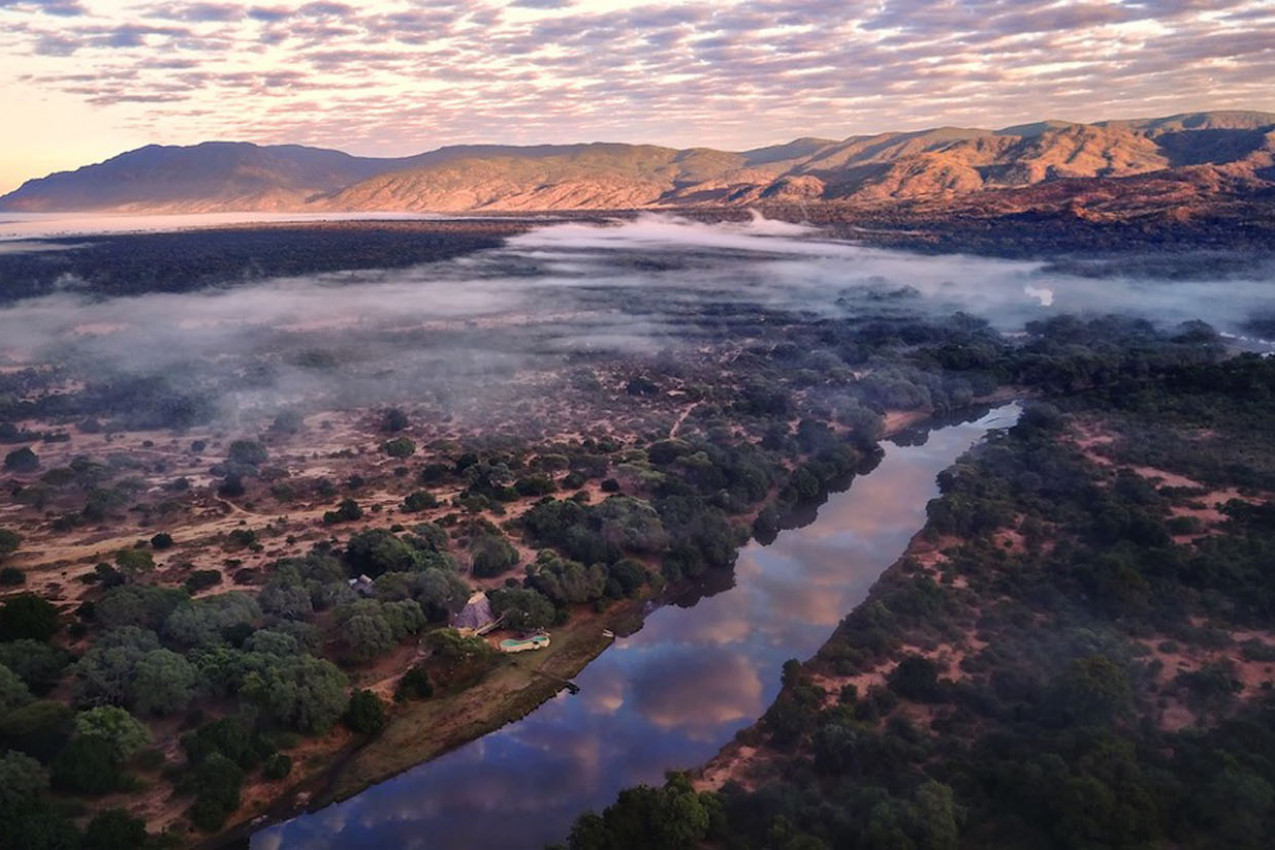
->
[255,406,1016,850]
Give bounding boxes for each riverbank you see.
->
[240,398,1021,848]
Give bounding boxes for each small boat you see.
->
[601,629,615,639]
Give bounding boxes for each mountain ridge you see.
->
[3,110,1273,214]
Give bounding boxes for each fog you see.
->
[1,212,1270,425]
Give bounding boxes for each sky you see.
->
[1,0,1272,194]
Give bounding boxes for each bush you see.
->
[381,437,417,458]
[263,752,293,781]
[3,447,39,473]
[343,689,387,734]
[323,498,363,524]
[0,528,20,560]
[150,532,174,550]
[887,655,945,703]
[188,752,243,832]
[0,567,24,586]
[402,490,438,512]
[395,664,434,701]
[184,570,223,594]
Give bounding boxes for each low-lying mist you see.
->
[1,213,1270,429]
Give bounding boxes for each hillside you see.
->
[2,111,1273,213]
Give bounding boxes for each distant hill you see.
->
[3,111,1273,214]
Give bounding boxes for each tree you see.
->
[188,752,243,831]
[0,700,74,762]
[323,498,363,524]
[149,532,174,550]
[243,655,349,734]
[226,440,267,466]
[470,534,519,578]
[0,749,48,804]
[343,689,387,734]
[95,585,188,631]
[489,587,555,631]
[113,548,154,575]
[0,663,33,714]
[0,641,69,696]
[74,707,151,760]
[52,734,122,795]
[395,664,433,701]
[340,614,395,662]
[83,808,148,850]
[0,593,59,642]
[887,655,945,703]
[163,592,261,648]
[381,408,409,433]
[3,447,39,473]
[0,528,20,561]
[130,649,195,715]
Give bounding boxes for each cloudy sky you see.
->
[1,0,1272,193]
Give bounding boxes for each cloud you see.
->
[0,0,1270,171]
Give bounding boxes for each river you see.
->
[253,403,1020,850]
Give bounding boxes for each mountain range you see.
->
[2,111,1273,214]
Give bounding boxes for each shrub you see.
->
[263,752,293,781]
[395,664,434,701]
[184,569,223,594]
[381,437,417,458]
[0,567,24,586]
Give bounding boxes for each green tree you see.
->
[188,752,243,831]
[130,649,195,715]
[52,734,122,795]
[0,700,74,762]
[0,663,33,713]
[489,587,555,631]
[83,808,148,850]
[226,440,268,466]
[0,749,48,803]
[0,594,59,642]
[243,655,349,734]
[0,641,69,696]
[113,548,154,575]
[74,707,151,760]
[470,534,519,578]
[343,688,387,734]
[0,528,20,561]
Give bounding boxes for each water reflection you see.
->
[255,404,1019,850]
